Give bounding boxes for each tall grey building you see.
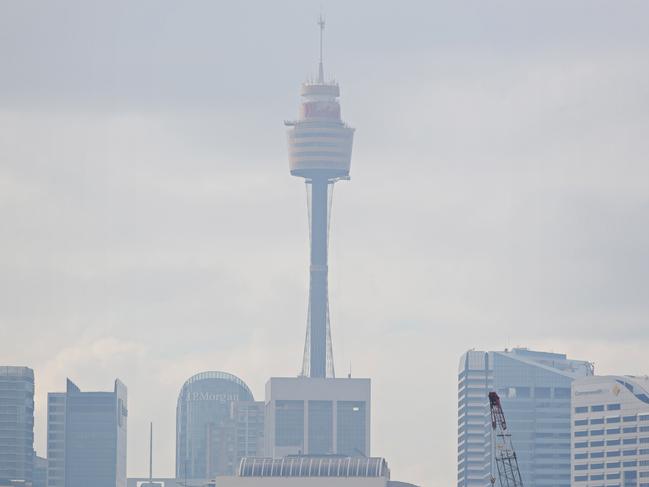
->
[0,366,34,485]
[457,348,593,487]
[176,372,263,480]
[46,378,128,487]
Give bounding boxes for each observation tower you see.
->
[285,17,355,378]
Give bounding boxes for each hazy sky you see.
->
[1,1,649,485]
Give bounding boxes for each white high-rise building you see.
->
[571,375,649,487]
[457,348,593,487]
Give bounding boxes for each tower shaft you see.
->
[305,178,334,378]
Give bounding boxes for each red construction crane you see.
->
[489,391,524,487]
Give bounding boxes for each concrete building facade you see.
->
[571,375,649,487]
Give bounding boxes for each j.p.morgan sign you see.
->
[185,392,238,402]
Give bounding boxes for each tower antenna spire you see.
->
[318,14,325,83]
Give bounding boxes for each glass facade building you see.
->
[175,371,260,480]
[0,366,34,485]
[457,348,593,487]
[46,378,128,487]
[571,375,649,487]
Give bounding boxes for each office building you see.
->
[571,375,649,487]
[0,366,34,486]
[176,371,263,480]
[214,455,418,487]
[46,378,128,487]
[265,377,370,458]
[457,348,593,487]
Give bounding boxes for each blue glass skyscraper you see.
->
[46,378,127,487]
[457,348,593,487]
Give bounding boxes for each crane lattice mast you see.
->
[489,391,524,487]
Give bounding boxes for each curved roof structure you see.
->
[238,457,390,478]
[177,371,253,399]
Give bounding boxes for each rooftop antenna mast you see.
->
[149,422,153,485]
[318,14,325,83]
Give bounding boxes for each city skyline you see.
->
[1,1,649,486]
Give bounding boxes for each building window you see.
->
[591,418,605,425]
[591,429,605,436]
[275,400,304,448]
[607,472,621,479]
[624,415,638,422]
[575,453,588,459]
[307,401,333,455]
[624,438,638,445]
[575,419,589,426]
[574,464,588,471]
[336,401,366,456]
[606,450,621,457]
[623,449,637,456]
[608,428,621,434]
[606,462,621,468]
[591,452,605,458]
[574,475,588,482]
[555,387,571,399]
[575,431,588,437]
[591,440,605,447]
[608,439,622,446]
[608,416,621,423]
[575,442,589,449]
[607,403,621,410]
[591,405,605,412]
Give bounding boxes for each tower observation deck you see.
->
[285,17,355,378]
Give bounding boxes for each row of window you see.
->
[574,449,649,458]
[576,405,649,419]
[575,473,649,482]
[577,440,649,448]
[576,416,649,426]
[575,460,649,470]
[576,428,649,436]
[576,450,649,460]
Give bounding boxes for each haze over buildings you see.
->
[1,2,648,486]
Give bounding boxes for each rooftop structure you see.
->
[285,17,355,378]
